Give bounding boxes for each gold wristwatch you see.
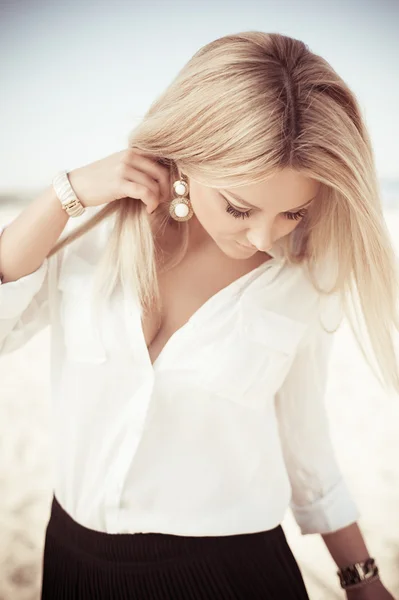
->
[52,171,86,218]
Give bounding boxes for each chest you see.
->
[56,237,310,410]
[142,244,269,367]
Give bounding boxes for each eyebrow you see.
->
[221,190,316,212]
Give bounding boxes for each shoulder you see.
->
[54,206,115,291]
[59,205,115,264]
[251,249,343,334]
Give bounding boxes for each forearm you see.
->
[321,522,396,599]
[321,521,370,568]
[0,185,69,283]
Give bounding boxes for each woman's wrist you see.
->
[337,557,380,590]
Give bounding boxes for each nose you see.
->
[253,243,273,253]
[246,232,273,253]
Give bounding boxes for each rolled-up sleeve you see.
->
[0,205,103,356]
[274,309,360,535]
[0,222,50,355]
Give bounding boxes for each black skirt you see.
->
[40,493,310,599]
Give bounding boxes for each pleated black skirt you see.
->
[40,493,310,599]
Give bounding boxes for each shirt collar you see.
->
[267,240,285,262]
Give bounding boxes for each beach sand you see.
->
[0,202,398,599]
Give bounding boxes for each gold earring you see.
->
[168,174,194,222]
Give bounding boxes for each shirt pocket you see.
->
[195,303,307,409]
[57,251,107,364]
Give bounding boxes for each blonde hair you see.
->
[48,31,399,393]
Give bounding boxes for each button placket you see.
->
[103,377,155,519]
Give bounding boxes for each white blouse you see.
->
[0,208,360,536]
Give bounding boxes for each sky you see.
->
[0,0,398,193]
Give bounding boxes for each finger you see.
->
[122,165,161,203]
[127,149,171,203]
[121,179,159,213]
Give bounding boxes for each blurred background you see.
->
[0,0,398,598]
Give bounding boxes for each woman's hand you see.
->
[67,147,172,214]
[345,578,397,600]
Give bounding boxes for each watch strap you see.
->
[52,171,86,218]
[338,557,380,589]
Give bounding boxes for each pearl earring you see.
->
[168,174,194,222]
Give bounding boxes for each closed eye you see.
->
[222,198,309,221]
[224,199,252,219]
[284,208,309,221]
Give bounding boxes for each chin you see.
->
[236,241,258,253]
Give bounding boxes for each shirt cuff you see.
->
[289,477,361,535]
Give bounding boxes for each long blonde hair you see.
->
[48,31,399,393]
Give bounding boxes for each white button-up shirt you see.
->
[0,208,360,536]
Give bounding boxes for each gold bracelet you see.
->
[337,557,380,589]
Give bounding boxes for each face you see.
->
[185,168,321,259]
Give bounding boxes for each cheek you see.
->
[190,191,239,234]
[277,217,303,237]
[190,193,217,228]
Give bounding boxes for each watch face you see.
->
[63,199,85,217]
[339,559,379,588]
[63,198,75,206]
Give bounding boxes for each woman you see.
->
[0,31,397,600]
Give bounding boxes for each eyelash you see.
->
[224,200,308,221]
